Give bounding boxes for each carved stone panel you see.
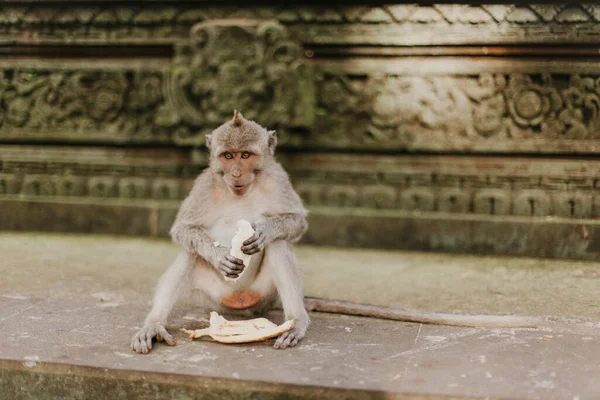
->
[2,150,597,220]
[6,146,598,221]
[278,153,600,220]
[0,145,200,201]
[0,69,168,143]
[0,5,599,153]
[312,72,600,153]
[156,19,315,146]
[0,2,598,260]
[3,66,600,153]
[0,20,315,147]
[4,4,600,46]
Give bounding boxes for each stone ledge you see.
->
[1,296,599,400]
[2,359,430,400]
[1,198,599,260]
[1,232,599,318]
[1,233,599,399]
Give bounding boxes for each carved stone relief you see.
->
[314,73,600,151]
[0,69,168,142]
[292,176,598,219]
[156,19,314,146]
[0,20,314,146]
[4,4,600,46]
[1,67,600,152]
[5,4,600,27]
[0,2,598,258]
[2,149,597,219]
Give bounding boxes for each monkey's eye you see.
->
[223,152,233,160]
[241,152,251,159]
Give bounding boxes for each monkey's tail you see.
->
[304,297,542,329]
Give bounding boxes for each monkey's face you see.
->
[217,149,261,196]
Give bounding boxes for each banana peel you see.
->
[182,311,294,344]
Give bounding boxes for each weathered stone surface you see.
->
[311,71,600,153]
[0,2,600,258]
[0,301,521,400]
[304,207,600,260]
[1,198,599,260]
[1,4,600,46]
[0,8,599,153]
[2,232,600,318]
[157,19,315,147]
[0,198,170,236]
[2,146,599,220]
[1,233,600,399]
[3,62,600,153]
[1,145,599,259]
[1,359,404,400]
[282,153,600,220]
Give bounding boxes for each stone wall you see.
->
[0,2,599,259]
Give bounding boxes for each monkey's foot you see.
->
[274,326,305,349]
[130,323,176,354]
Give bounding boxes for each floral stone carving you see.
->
[0,69,167,142]
[157,19,315,146]
[314,72,600,148]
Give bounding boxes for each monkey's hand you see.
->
[241,223,268,255]
[216,246,245,279]
[274,324,306,349]
[130,323,175,354]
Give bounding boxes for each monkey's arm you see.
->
[250,162,309,245]
[168,171,222,265]
[241,214,307,255]
[261,213,308,242]
[169,172,243,276]
[171,223,244,278]
[131,252,191,354]
[171,223,221,266]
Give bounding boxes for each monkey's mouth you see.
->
[231,184,249,195]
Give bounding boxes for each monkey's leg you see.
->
[264,241,310,349]
[131,251,192,354]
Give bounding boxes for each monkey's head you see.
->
[206,110,277,197]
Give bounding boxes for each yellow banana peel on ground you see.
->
[182,311,294,344]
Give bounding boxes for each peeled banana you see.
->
[224,219,255,282]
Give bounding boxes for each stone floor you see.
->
[1,232,599,399]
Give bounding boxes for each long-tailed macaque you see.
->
[131,111,541,355]
[131,110,309,353]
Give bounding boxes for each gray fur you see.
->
[131,112,309,354]
[207,110,272,159]
[256,214,308,244]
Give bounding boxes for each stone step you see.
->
[1,233,600,399]
[2,296,599,400]
[2,197,599,261]
[1,232,599,318]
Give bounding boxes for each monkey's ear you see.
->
[267,130,277,155]
[205,134,213,150]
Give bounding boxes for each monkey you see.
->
[131,110,310,354]
[131,111,541,355]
